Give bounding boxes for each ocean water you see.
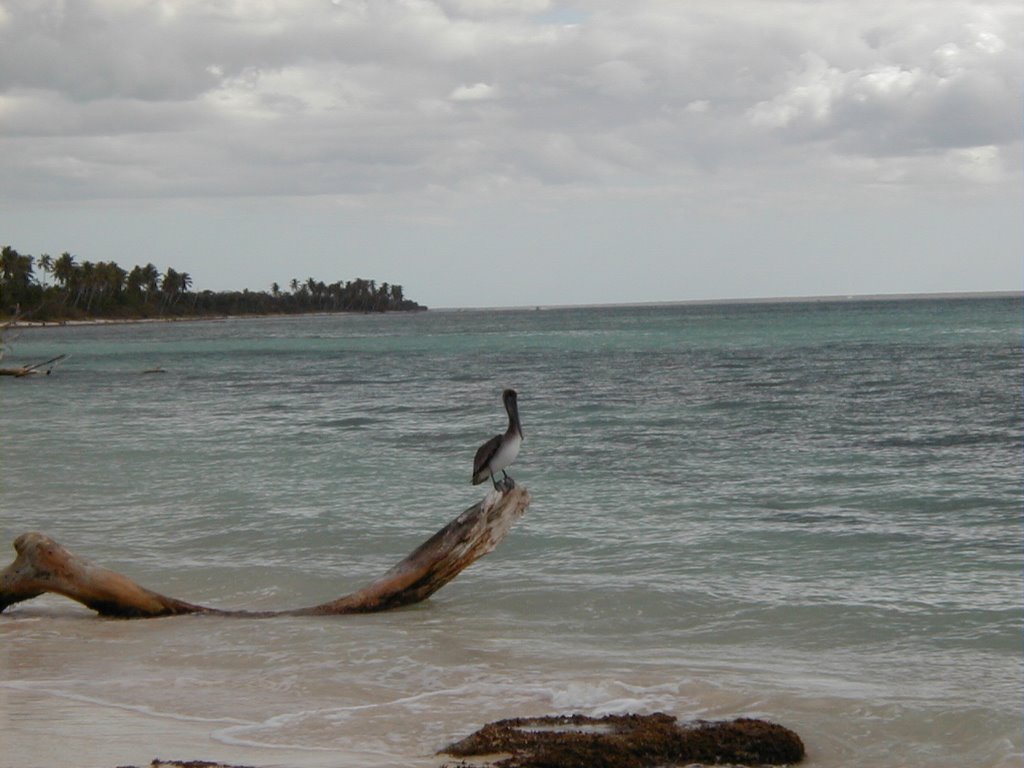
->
[0,296,1021,768]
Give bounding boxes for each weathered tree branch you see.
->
[0,487,531,618]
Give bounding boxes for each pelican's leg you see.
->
[500,471,515,490]
[490,472,501,490]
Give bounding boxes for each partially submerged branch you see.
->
[0,487,530,618]
[0,353,67,376]
[291,485,530,616]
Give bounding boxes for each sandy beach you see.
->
[5,314,231,329]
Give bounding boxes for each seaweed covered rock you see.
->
[440,712,804,768]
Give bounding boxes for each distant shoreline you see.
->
[7,290,1019,328]
[5,310,402,330]
[7,314,229,329]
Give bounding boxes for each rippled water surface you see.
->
[1,297,1021,768]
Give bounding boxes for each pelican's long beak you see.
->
[505,391,521,436]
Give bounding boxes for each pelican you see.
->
[472,389,523,491]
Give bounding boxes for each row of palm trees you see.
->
[1,247,194,319]
[196,276,420,316]
[272,277,410,313]
[1,246,424,320]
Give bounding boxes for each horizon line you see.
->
[433,289,1022,312]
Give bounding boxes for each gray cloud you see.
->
[0,0,1019,203]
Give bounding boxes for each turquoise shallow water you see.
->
[1,296,1021,768]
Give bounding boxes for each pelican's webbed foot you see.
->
[489,472,515,492]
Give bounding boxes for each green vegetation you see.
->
[0,245,425,321]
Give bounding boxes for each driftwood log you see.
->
[0,486,530,618]
[0,353,66,376]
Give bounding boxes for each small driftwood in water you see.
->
[440,712,806,768]
[0,353,66,377]
[0,486,530,618]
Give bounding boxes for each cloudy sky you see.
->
[0,0,1020,308]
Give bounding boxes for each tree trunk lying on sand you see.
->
[0,486,530,618]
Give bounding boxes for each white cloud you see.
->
[747,52,843,130]
[450,82,497,101]
[948,144,1004,184]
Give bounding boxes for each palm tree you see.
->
[1,246,32,284]
[53,252,75,285]
[51,252,77,308]
[141,263,161,302]
[0,246,35,313]
[161,267,182,310]
[126,265,146,297]
[93,261,126,311]
[76,261,96,310]
[37,254,53,289]
[0,245,17,279]
[177,272,196,309]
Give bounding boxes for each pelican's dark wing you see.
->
[472,434,501,484]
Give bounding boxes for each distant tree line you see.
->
[0,245,426,321]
